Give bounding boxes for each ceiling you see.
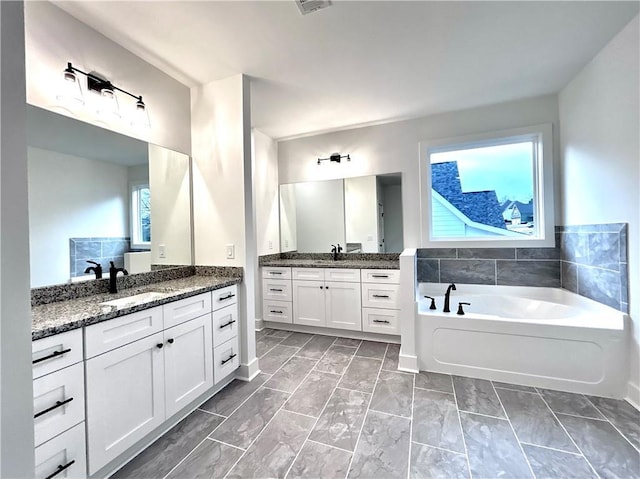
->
[53,1,639,140]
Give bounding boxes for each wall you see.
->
[24,1,191,154]
[295,180,345,252]
[558,15,639,404]
[253,130,280,256]
[345,175,378,252]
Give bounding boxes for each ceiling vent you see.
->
[295,0,332,15]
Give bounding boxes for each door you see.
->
[325,281,362,331]
[293,280,325,327]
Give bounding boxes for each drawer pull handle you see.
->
[372,294,390,298]
[34,397,74,419]
[372,274,389,278]
[373,319,390,324]
[157,343,164,349]
[44,460,76,479]
[270,310,283,314]
[220,319,236,329]
[269,271,283,275]
[167,338,175,344]
[219,293,236,301]
[270,288,283,292]
[221,353,237,365]
[32,348,72,365]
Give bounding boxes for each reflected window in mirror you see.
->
[131,181,151,249]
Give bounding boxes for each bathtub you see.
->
[416,283,628,398]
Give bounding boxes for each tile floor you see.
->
[114,329,640,479]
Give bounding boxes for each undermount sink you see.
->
[100,291,167,310]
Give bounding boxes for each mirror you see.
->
[279,173,403,253]
[27,105,192,287]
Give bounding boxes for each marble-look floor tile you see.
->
[382,343,400,371]
[355,340,388,359]
[460,412,533,479]
[339,356,382,394]
[227,410,315,479]
[199,374,269,417]
[209,387,289,449]
[286,440,352,479]
[296,335,336,359]
[370,370,413,417]
[497,388,577,452]
[334,337,362,348]
[315,345,356,375]
[284,371,341,417]
[522,444,597,479]
[166,439,244,479]
[415,370,453,394]
[112,410,224,478]
[255,329,269,340]
[265,328,292,338]
[453,376,505,418]
[310,387,370,451]
[538,389,604,419]
[492,381,537,393]
[260,345,299,374]
[264,356,317,392]
[588,395,640,449]
[412,388,465,453]
[558,413,640,478]
[280,332,314,348]
[410,443,470,479]
[347,410,411,479]
[256,335,284,357]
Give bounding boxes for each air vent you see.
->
[296,0,332,15]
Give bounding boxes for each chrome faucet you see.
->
[443,283,457,313]
[84,260,103,279]
[109,261,129,294]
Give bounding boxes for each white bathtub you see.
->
[416,283,629,398]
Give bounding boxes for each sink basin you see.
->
[100,291,167,310]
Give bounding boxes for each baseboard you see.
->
[398,353,418,373]
[237,357,261,382]
[626,380,640,411]
[263,321,400,343]
[255,318,265,331]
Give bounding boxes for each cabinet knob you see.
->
[167,338,174,344]
[156,343,164,349]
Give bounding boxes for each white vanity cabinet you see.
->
[262,267,293,324]
[211,285,240,384]
[361,269,401,334]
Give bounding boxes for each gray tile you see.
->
[577,265,621,309]
[347,410,411,479]
[417,258,439,283]
[284,371,341,417]
[334,337,362,347]
[287,440,352,479]
[412,388,465,453]
[620,224,628,262]
[112,409,224,478]
[74,240,101,260]
[315,345,355,375]
[415,371,453,393]
[460,412,533,479]
[440,259,496,285]
[516,247,561,260]
[561,232,588,264]
[410,443,469,479]
[260,345,299,374]
[264,356,317,392]
[382,343,400,371]
[538,389,604,419]
[209,387,289,449]
[296,335,336,359]
[256,335,284,357]
[417,248,457,259]
[370,370,413,417]
[200,373,269,417]
[166,439,243,479]
[621,262,629,304]
[562,261,578,293]
[452,376,505,418]
[255,329,269,340]
[588,396,640,449]
[227,410,315,479]
[497,260,560,287]
[339,356,382,394]
[496,388,577,452]
[310,388,370,451]
[265,328,292,338]
[355,340,387,359]
[522,444,597,479]
[588,232,620,270]
[280,332,314,348]
[492,381,537,392]
[558,413,640,478]
[458,247,515,259]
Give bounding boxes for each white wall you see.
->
[345,175,378,252]
[383,184,404,252]
[278,94,560,249]
[295,180,345,252]
[253,130,280,256]
[24,1,191,154]
[558,15,640,404]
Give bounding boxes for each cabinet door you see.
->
[325,281,362,331]
[292,280,325,327]
[85,333,165,475]
[164,315,214,418]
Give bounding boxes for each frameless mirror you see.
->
[279,173,403,253]
[27,105,192,287]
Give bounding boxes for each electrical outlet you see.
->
[284,239,289,248]
[226,244,235,259]
[158,245,166,258]
[268,240,273,250]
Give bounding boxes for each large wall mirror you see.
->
[27,105,192,287]
[280,173,403,254]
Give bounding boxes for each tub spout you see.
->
[443,283,457,313]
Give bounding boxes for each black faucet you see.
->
[331,243,343,261]
[84,260,103,279]
[109,261,128,294]
[443,283,457,313]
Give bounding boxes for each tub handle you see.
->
[457,302,471,315]
[424,296,437,310]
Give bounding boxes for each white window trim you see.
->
[130,181,151,250]
[419,123,555,248]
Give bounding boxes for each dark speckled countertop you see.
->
[260,259,399,269]
[32,275,241,340]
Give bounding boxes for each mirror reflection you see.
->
[279,173,403,254]
[27,105,192,287]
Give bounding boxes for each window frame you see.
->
[419,123,555,248]
[130,181,151,250]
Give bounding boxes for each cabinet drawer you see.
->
[33,329,83,380]
[84,306,162,359]
[212,285,238,310]
[361,283,400,309]
[262,267,291,280]
[213,304,238,347]
[262,300,293,324]
[292,267,324,281]
[214,335,240,384]
[163,292,212,329]
[35,421,87,479]
[362,308,400,335]
[33,362,85,447]
[262,278,292,302]
[325,268,361,282]
[361,269,400,284]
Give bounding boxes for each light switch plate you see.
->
[226,244,235,259]
[158,245,166,258]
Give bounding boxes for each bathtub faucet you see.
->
[443,283,457,313]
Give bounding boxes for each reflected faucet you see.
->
[84,260,103,279]
[443,283,457,313]
[331,243,343,261]
[109,261,129,294]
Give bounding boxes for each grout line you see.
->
[549,411,607,422]
[413,385,455,395]
[260,385,294,394]
[335,385,375,395]
[519,441,583,457]
[406,371,415,479]
[196,408,227,419]
[162,436,211,479]
[492,384,538,394]
[411,440,467,457]
[367,407,412,420]
[457,409,509,421]
[208,437,246,452]
[581,397,640,454]
[451,376,473,479]
[306,438,353,454]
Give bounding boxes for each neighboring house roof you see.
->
[502,200,534,222]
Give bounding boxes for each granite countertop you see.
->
[32,275,241,340]
[260,258,399,269]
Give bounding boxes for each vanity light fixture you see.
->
[317,153,350,165]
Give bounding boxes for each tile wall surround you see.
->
[69,237,132,278]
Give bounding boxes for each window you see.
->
[131,182,151,249]
[420,124,554,247]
